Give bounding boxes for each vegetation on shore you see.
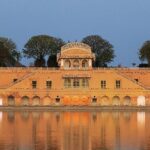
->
[0,37,22,67]
[139,41,150,67]
[0,35,149,67]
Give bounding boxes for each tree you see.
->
[23,35,53,67]
[139,41,150,66]
[47,38,65,67]
[0,41,18,67]
[0,37,21,61]
[49,38,65,55]
[23,35,65,67]
[47,55,58,67]
[0,41,9,66]
[34,56,46,67]
[82,35,115,67]
[0,41,9,57]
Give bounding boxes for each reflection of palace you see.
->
[0,112,147,150]
[0,42,150,106]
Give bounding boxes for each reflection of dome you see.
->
[61,42,91,52]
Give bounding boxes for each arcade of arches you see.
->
[0,95,147,106]
[64,59,89,69]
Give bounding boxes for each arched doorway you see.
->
[101,96,110,106]
[43,96,51,106]
[21,96,29,106]
[123,96,131,106]
[137,96,145,106]
[32,96,40,106]
[112,96,120,106]
[8,95,15,106]
[0,97,3,106]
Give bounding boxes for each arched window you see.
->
[22,96,29,106]
[82,60,88,68]
[112,96,120,106]
[64,60,71,69]
[123,96,131,106]
[73,60,79,69]
[32,96,40,106]
[101,96,110,106]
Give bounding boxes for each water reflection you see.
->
[137,112,145,127]
[0,112,2,122]
[0,111,149,150]
[21,111,29,120]
[7,111,15,122]
[123,112,131,121]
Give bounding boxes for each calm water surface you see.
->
[0,111,149,150]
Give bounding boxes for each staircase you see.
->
[116,71,148,90]
[0,72,35,89]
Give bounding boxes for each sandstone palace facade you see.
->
[0,42,150,106]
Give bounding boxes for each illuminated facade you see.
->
[0,42,150,106]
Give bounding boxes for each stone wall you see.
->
[0,67,149,106]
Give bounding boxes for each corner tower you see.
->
[57,42,95,69]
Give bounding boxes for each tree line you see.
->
[0,35,150,67]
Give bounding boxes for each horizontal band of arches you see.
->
[0,95,146,106]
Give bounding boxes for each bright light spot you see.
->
[0,98,2,106]
[137,96,145,106]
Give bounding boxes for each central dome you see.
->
[61,42,91,52]
[57,42,95,69]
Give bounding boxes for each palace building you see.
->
[0,42,150,106]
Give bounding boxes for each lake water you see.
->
[0,111,149,150]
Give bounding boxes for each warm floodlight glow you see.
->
[0,112,2,122]
[137,112,145,127]
[137,96,145,106]
[0,98,2,106]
